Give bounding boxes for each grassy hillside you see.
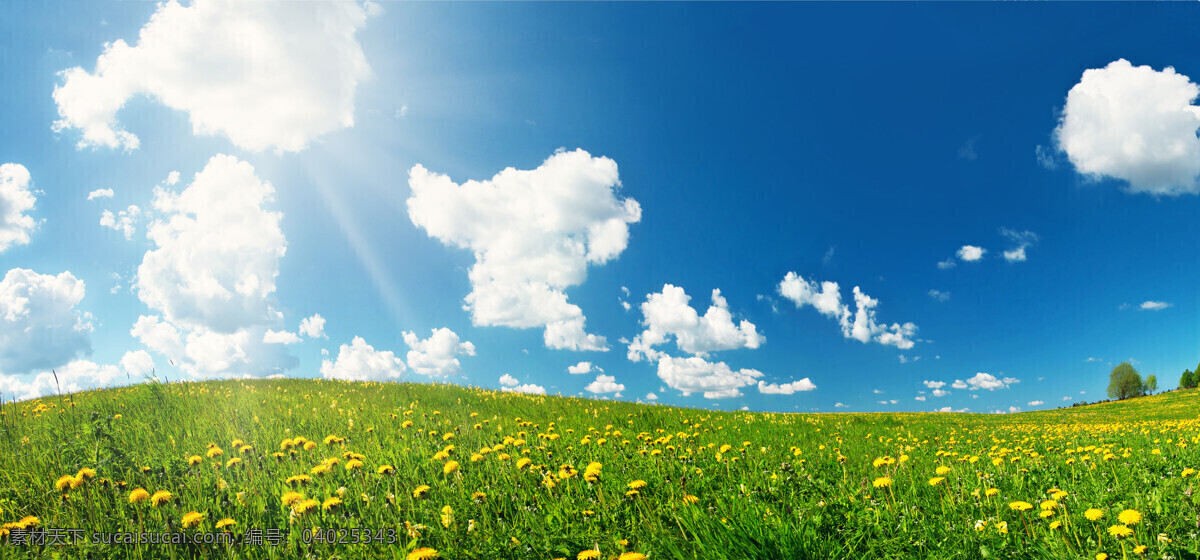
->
[1,379,1198,559]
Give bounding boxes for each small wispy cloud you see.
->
[1140,301,1171,311]
[928,289,950,302]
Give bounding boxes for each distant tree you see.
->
[1107,362,1144,400]
[1183,369,1195,390]
[1144,374,1157,394]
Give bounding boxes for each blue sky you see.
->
[2,1,1200,413]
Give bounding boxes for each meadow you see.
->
[0,378,1198,560]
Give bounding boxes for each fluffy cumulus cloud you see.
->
[1055,59,1200,195]
[0,269,93,374]
[498,373,519,387]
[654,355,763,399]
[137,155,285,331]
[585,374,625,395]
[627,285,764,361]
[777,272,918,350]
[52,0,375,152]
[501,382,546,395]
[645,392,658,401]
[1028,400,1044,406]
[299,314,326,338]
[0,164,36,253]
[263,330,301,345]
[568,361,598,374]
[100,205,143,240]
[1000,228,1038,263]
[0,359,121,401]
[87,188,114,200]
[923,380,946,389]
[1141,301,1171,311]
[757,378,816,394]
[320,337,405,381]
[120,350,155,376]
[402,328,475,378]
[130,155,296,378]
[946,372,1020,391]
[957,245,986,262]
[408,149,641,351]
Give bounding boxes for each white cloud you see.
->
[834,402,848,408]
[501,383,546,395]
[0,359,120,401]
[757,378,816,394]
[120,350,154,376]
[957,245,986,262]
[0,164,36,253]
[1140,301,1171,311]
[263,329,301,345]
[777,272,917,350]
[937,258,957,270]
[320,336,405,381]
[52,0,374,152]
[932,389,950,397]
[1085,357,1102,362]
[1028,400,1044,406]
[100,205,142,240]
[1000,228,1038,262]
[131,155,295,379]
[1055,59,1200,195]
[928,289,950,302]
[137,154,285,332]
[130,315,184,360]
[873,388,884,394]
[951,380,969,389]
[1062,396,1073,401]
[166,171,180,185]
[407,149,640,351]
[654,355,763,399]
[568,361,597,375]
[1035,144,1057,170]
[627,285,764,361]
[402,328,475,378]
[299,314,326,338]
[87,188,114,200]
[936,406,970,413]
[965,372,1017,390]
[0,269,93,374]
[645,392,657,401]
[1008,406,1022,413]
[498,373,519,387]
[923,380,946,389]
[914,395,926,401]
[585,374,625,395]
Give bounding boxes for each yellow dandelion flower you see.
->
[619,553,648,560]
[472,491,486,502]
[286,474,312,486]
[1040,500,1058,510]
[872,477,892,488]
[310,464,332,476]
[1049,520,1062,530]
[935,466,951,475]
[1009,501,1033,512]
[76,467,96,480]
[322,497,342,512]
[150,490,173,507]
[1096,554,1108,560]
[187,455,202,466]
[225,457,242,468]
[292,499,319,516]
[215,518,236,531]
[282,491,304,507]
[129,488,151,504]
[413,485,431,499]
[516,457,532,470]
[577,551,601,560]
[1085,508,1105,521]
[55,475,75,491]
[206,447,223,458]
[985,488,1000,497]
[1039,510,1055,518]
[1133,545,1147,554]
[345,459,364,471]
[628,480,648,490]
[181,511,204,529]
[443,460,460,475]
[407,548,439,560]
[378,465,395,475]
[928,477,945,486]
[1108,524,1133,538]
[684,494,700,504]
[1117,509,1141,525]
[304,441,317,451]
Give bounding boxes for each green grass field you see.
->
[1,379,1198,559]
